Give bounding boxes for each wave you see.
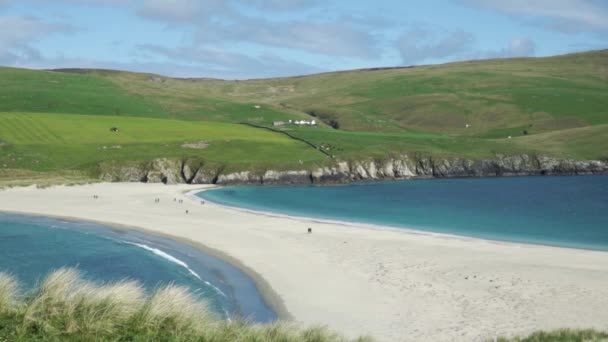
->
[123,241,228,298]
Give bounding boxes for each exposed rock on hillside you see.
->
[99,154,608,186]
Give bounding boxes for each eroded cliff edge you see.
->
[98,154,608,186]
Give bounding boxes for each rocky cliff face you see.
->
[99,154,608,186]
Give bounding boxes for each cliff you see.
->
[98,154,608,186]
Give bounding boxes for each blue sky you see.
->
[0,0,607,79]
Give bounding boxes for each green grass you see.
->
[0,67,310,126]
[495,329,608,342]
[1,270,605,341]
[94,49,604,136]
[10,50,605,137]
[286,127,526,160]
[0,269,370,341]
[512,124,608,160]
[0,112,326,173]
[1,50,607,178]
[0,68,165,118]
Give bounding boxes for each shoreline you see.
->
[192,186,608,254]
[1,183,608,341]
[0,206,292,322]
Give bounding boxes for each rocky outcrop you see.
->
[262,170,311,185]
[216,171,261,185]
[98,154,608,186]
[99,162,148,182]
[148,159,182,184]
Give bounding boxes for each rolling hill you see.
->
[0,50,606,184]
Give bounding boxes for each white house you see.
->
[292,120,317,126]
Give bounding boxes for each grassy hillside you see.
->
[0,112,325,173]
[0,67,309,125]
[0,50,607,179]
[78,50,608,135]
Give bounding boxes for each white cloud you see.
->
[0,16,74,65]
[503,38,536,57]
[246,0,319,10]
[398,29,475,65]
[135,0,379,59]
[462,0,608,33]
[136,0,219,22]
[137,43,324,78]
[465,37,536,60]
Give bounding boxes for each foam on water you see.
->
[0,213,276,322]
[124,241,228,298]
[123,241,203,280]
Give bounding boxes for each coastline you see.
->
[1,183,608,341]
[192,184,608,253]
[0,205,291,322]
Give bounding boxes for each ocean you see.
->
[0,213,276,322]
[200,175,608,251]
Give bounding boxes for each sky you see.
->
[0,0,607,79]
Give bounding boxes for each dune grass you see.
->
[1,269,605,341]
[495,329,608,342]
[0,269,371,342]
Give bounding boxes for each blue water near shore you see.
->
[0,213,276,322]
[200,175,608,251]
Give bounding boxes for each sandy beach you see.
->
[1,183,607,341]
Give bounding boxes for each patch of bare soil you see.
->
[181,141,210,149]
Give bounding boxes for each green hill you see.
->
[0,50,606,182]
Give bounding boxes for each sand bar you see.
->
[1,182,607,341]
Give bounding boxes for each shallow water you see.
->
[0,213,276,322]
[200,175,608,251]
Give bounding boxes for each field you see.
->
[0,50,607,179]
[0,113,325,173]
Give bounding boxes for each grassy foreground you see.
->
[0,269,370,342]
[1,269,605,342]
[495,329,608,342]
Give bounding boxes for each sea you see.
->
[199,175,608,251]
[0,213,276,322]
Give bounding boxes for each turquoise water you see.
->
[200,175,608,251]
[0,213,276,322]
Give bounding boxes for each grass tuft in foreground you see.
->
[495,329,608,342]
[0,268,371,341]
[1,269,606,341]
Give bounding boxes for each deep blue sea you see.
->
[200,175,608,251]
[0,213,276,322]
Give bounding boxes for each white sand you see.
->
[1,182,607,341]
